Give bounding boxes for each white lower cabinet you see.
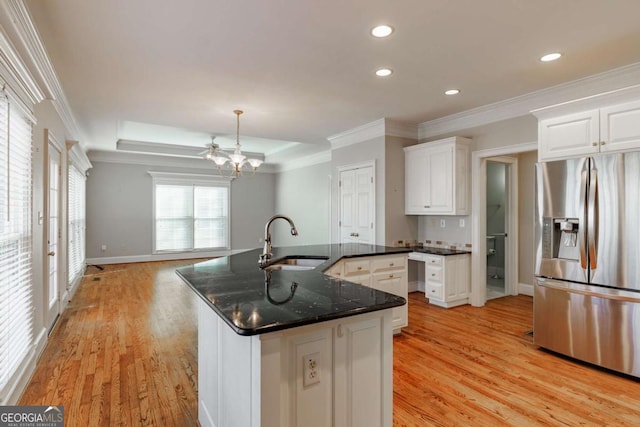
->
[197,298,393,427]
[412,252,471,308]
[325,254,408,331]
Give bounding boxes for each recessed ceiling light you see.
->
[375,68,393,77]
[371,25,394,38]
[444,89,460,95]
[540,52,562,62]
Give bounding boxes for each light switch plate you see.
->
[459,219,465,228]
[440,219,446,228]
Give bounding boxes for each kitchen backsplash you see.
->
[414,215,472,249]
[392,239,472,250]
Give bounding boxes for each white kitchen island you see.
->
[177,244,409,427]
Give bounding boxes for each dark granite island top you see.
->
[176,243,410,336]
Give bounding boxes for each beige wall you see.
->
[419,115,539,293]
[332,136,386,244]
[384,136,418,245]
[517,151,537,286]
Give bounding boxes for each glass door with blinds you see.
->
[0,92,34,399]
[46,132,63,331]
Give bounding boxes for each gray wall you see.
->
[272,162,331,246]
[86,161,275,258]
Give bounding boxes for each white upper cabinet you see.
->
[534,87,640,161]
[404,136,471,215]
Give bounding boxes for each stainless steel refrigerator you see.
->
[534,152,640,377]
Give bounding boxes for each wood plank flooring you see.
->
[19,260,203,426]
[20,261,640,426]
[394,293,640,426]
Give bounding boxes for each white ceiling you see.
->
[24,0,640,163]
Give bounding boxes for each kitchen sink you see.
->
[261,256,328,271]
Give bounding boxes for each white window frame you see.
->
[149,172,232,254]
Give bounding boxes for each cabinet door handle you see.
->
[337,324,344,338]
[389,274,394,279]
[357,266,362,271]
[592,142,598,147]
[600,141,606,145]
[389,263,394,266]
[431,273,436,277]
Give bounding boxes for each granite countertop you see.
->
[176,244,410,336]
[411,246,471,256]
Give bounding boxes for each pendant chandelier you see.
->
[205,110,263,176]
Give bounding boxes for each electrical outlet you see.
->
[440,219,446,228]
[101,244,107,251]
[303,352,320,387]
[459,219,465,228]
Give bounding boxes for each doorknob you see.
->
[48,251,55,256]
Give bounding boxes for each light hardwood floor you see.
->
[20,261,640,426]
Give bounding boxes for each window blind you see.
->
[154,181,229,252]
[0,93,34,391]
[68,164,86,285]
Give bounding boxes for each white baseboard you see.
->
[1,327,47,405]
[518,282,533,296]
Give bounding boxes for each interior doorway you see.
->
[470,142,538,307]
[485,159,510,299]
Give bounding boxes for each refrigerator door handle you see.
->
[537,278,640,303]
[578,167,588,270]
[587,165,598,270]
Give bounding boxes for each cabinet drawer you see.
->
[348,275,371,287]
[425,255,443,267]
[344,259,371,277]
[372,272,406,297]
[371,256,405,273]
[325,262,344,278]
[426,266,443,283]
[426,284,443,299]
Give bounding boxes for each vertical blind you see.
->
[0,93,33,391]
[68,164,86,286]
[154,183,229,252]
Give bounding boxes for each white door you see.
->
[46,137,62,331]
[339,166,374,244]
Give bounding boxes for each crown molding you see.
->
[418,61,640,140]
[531,83,640,119]
[66,140,92,172]
[328,118,385,149]
[116,139,265,161]
[274,149,331,172]
[2,0,86,141]
[88,149,277,173]
[384,119,418,140]
[0,25,44,108]
[328,118,418,150]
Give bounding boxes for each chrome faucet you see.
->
[259,214,298,266]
